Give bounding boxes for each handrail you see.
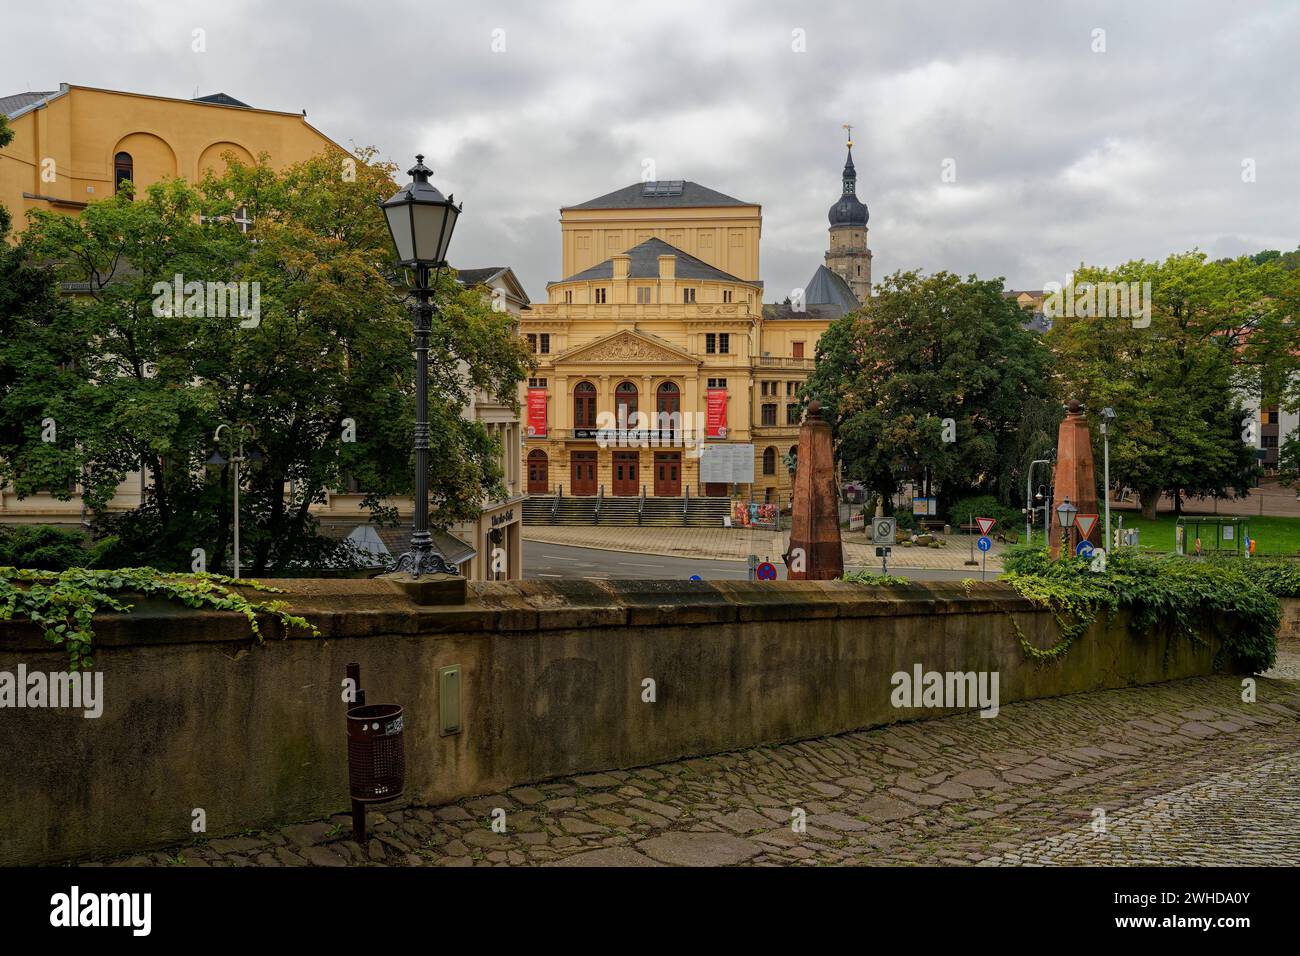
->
[594,484,603,524]
[683,484,690,522]
[550,485,562,523]
[638,485,646,525]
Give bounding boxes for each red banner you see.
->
[706,388,728,439]
[526,387,548,438]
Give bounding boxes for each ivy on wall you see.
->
[0,567,318,670]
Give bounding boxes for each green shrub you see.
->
[0,525,113,571]
[947,495,1021,532]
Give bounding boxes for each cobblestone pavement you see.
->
[523,524,1004,571]
[88,644,1300,868]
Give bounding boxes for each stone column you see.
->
[1049,399,1102,558]
[785,400,843,580]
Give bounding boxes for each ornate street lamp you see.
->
[379,155,463,577]
[1056,496,1078,557]
[210,424,257,578]
[1100,406,1116,548]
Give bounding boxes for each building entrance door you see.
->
[613,452,639,497]
[654,452,681,497]
[570,451,597,496]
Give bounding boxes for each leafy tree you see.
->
[1046,252,1272,519]
[804,270,1055,514]
[5,150,530,573]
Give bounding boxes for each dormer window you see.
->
[595,287,607,304]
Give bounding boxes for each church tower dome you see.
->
[828,144,869,228]
[823,127,872,303]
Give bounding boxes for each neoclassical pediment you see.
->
[553,330,700,366]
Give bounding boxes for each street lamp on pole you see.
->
[1100,407,1116,549]
[1056,496,1078,557]
[379,155,463,578]
[1026,458,1050,546]
[209,424,258,578]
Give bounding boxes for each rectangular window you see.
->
[707,378,727,389]
[718,333,729,354]
[527,334,538,353]
[705,333,717,354]
[762,404,777,426]
[786,403,801,425]
[786,381,796,396]
[564,290,573,304]
[1263,435,1279,449]
[528,377,548,388]
[1262,406,1278,424]
[595,288,607,304]
[792,341,805,359]
[636,286,652,304]
[539,334,550,354]
[683,288,696,304]
[722,289,733,303]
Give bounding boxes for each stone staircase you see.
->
[522,493,730,528]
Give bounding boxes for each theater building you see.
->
[520,139,871,503]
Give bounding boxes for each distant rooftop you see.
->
[192,92,252,108]
[0,90,59,119]
[565,180,753,210]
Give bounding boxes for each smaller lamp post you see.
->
[209,424,257,578]
[1100,407,1116,548]
[1056,496,1078,558]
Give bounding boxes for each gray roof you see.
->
[455,267,507,286]
[193,93,252,108]
[1,90,58,119]
[763,303,849,322]
[555,237,760,286]
[803,265,860,312]
[565,180,752,210]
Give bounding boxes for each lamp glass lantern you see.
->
[1056,497,1078,530]
[380,155,461,268]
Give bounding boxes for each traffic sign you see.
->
[1075,514,1099,539]
[977,536,992,553]
[872,517,897,545]
[875,546,892,557]
[689,574,702,582]
[1076,539,1095,557]
[755,561,777,581]
[975,516,995,536]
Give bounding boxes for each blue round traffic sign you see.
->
[1075,540,1095,557]
[689,574,702,582]
[977,536,992,553]
[756,561,777,581]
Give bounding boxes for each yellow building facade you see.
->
[521,171,856,504]
[0,84,343,231]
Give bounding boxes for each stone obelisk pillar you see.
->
[1049,399,1102,558]
[786,400,844,579]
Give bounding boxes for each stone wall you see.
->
[0,579,1228,865]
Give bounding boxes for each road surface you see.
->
[522,541,981,582]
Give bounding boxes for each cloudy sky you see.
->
[5,0,1298,301]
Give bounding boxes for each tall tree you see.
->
[1046,252,1273,519]
[804,270,1055,514]
[6,150,530,573]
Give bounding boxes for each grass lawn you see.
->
[1022,512,1300,557]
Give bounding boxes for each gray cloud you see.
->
[4,0,1297,300]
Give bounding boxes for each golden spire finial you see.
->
[842,123,853,149]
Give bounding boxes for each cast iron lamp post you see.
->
[379,155,463,577]
[1056,496,1078,557]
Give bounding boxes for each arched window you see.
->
[656,381,680,435]
[114,152,134,195]
[763,446,777,475]
[615,381,638,428]
[574,382,597,429]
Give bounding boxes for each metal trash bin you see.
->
[346,703,405,803]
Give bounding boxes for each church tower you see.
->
[825,127,872,303]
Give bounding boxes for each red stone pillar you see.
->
[1049,399,1102,558]
[786,401,844,579]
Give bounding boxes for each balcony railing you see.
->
[757,356,814,369]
